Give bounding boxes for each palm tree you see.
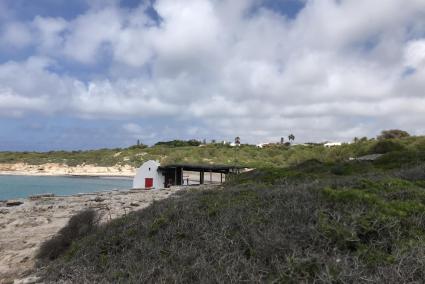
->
[288,134,295,142]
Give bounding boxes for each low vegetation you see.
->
[37,146,425,283]
[2,131,425,169]
[37,209,99,261]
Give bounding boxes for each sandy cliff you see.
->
[0,163,136,177]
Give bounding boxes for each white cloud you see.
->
[1,22,33,48]
[2,0,425,143]
[33,16,67,52]
[404,40,425,69]
[63,7,122,63]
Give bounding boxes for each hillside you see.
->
[36,142,425,283]
[2,135,425,169]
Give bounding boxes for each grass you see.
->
[36,148,425,283]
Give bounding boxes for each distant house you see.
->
[324,142,343,147]
[256,142,286,148]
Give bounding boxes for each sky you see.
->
[1,0,425,151]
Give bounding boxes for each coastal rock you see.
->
[29,193,55,200]
[6,200,23,207]
[14,276,41,284]
[93,196,105,202]
[0,208,9,214]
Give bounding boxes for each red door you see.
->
[145,178,153,189]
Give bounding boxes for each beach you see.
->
[0,187,182,283]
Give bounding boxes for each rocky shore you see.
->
[0,163,136,177]
[0,187,182,283]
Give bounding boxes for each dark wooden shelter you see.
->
[158,164,241,187]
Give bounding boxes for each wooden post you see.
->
[220,173,223,183]
[200,171,204,185]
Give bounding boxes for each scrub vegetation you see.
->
[36,134,425,283]
[1,133,425,168]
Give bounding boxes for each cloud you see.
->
[1,21,33,48]
[33,16,67,52]
[63,7,122,63]
[404,40,425,69]
[1,0,425,146]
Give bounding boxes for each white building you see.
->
[324,142,343,147]
[133,160,165,189]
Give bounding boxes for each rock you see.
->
[14,276,41,284]
[29,193,55,200]
[0,208,9,214]
[93,196,105,202]
[6,200,23,207]
[130,202,139,207]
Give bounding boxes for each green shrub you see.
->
[369,140,405,154]
[378,129,410,140]
[155,139,201,147]
[37,209,98,261]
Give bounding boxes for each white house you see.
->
[133,160,165,189]
[324,142,343,147]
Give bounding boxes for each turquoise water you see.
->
[0,175,133,200]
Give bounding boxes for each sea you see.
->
[0,175,133,200]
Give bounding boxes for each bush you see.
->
[37,209,99,261]
[155,139,201,147]
[378,129,410,140]
[128,144,147,150]
[369,140,405,154]
[374,150,425,169]
[395,165,425,181]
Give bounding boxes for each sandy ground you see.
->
[0,163,136,177]
[0,187,186,284]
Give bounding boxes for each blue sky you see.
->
[1,0,425,151]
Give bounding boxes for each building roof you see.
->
[159,163,242,173]
[349,154,383,161]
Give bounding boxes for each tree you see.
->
[288,134,295,142]
[378,129,410,140]
[155,140,201,147]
